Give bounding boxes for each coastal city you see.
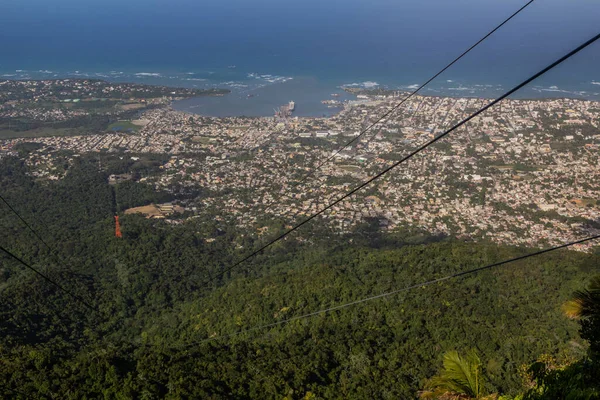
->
[1,78,599,252]
[5,0,600,396]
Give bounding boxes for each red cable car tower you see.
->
[114,215,122,238]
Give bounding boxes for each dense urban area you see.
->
[2,78,599,252]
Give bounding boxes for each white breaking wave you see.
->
[247,72,293,84]
[531,86,587,96]
[591,81,600,86]
[533,85,568,93]
[342,81,380,88]
[446,84,497,92]
[222,81,249,88]
[135,72,162,77]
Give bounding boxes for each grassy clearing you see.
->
[108,121,141,132]
[191,136,212,144]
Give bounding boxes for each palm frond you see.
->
[562,299,584,319]
[426,350,483,398]
[565,275,600,319]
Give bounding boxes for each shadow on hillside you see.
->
[582,217,600,255]
[348,216,448,249]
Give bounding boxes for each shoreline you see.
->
[172,86,600,120]
[3,74,599,120]
[341,86,600,103]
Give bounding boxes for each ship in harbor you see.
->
[274,100,295,120]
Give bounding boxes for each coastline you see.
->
[3,69,600,119]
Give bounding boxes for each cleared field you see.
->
[120,103,147,111]
[571,198,598,208]
[124,204,163,218]
[131,119,150,126]
[108,121,141,132]
[191,136,211,144]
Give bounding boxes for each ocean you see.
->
[1,0,599,116]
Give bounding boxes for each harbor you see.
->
[172,76,356,118]
[274,100,295,119]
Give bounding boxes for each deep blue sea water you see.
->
[1,0,599,116]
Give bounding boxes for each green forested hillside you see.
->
[1,155,598,399]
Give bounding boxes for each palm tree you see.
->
[562,275,600,319]
[519,276,600,399]
[420,350,495,399]
[562,275,600,359]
